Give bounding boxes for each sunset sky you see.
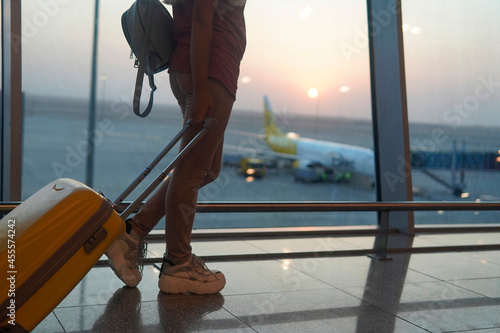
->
[19,0,500,126]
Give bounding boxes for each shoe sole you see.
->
[158,274,226,294]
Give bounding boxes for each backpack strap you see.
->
[133,0,156,118]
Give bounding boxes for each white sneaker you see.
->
[106,231,147,288]
[158,254,226,294]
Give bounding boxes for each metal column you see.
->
[85,0,100,187]
[367,0,414,234]
[1,0,23,202]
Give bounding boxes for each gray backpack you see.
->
[122,0,176,117]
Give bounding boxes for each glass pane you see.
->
[22,1,376,228]
[403,0,500,224]
[0,4,2,109]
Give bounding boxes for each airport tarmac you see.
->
[20,95,500,228]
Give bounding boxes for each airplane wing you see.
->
[223,144,297,161]
[227,129,265,139]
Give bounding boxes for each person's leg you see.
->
[126,177,169,238]
[120,70,225,242]
[163,72,234,265]
[128,142,222,239]
[158,73,233,294]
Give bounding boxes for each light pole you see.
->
[100,74,108,120]
[308,88,320,133]
[86,0,100,187]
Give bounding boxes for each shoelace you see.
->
[191,254,216,276]
[137,241,148,274]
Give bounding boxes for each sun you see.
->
[307,88,319,99]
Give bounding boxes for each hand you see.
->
[190,89,214,126]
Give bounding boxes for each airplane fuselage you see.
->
[267,134,375,177]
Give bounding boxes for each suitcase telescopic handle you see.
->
[118,117,216,220]
[113,120,191,207]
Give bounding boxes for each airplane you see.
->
[225,96,500,196]
[261,95,376,183]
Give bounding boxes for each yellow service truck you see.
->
[240,158,266,178]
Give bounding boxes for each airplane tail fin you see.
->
[264,96,285,137]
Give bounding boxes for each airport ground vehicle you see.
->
[240,158,266,177]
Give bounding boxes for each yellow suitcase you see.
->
[0,179,124,331]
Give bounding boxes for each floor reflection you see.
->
[91,287,142,332]
[157,293,225,332]
[356,236,415,333]
[90,287,225,333]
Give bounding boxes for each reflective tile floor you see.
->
[33,232,500,333]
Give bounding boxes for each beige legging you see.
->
[129,71,234,264]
